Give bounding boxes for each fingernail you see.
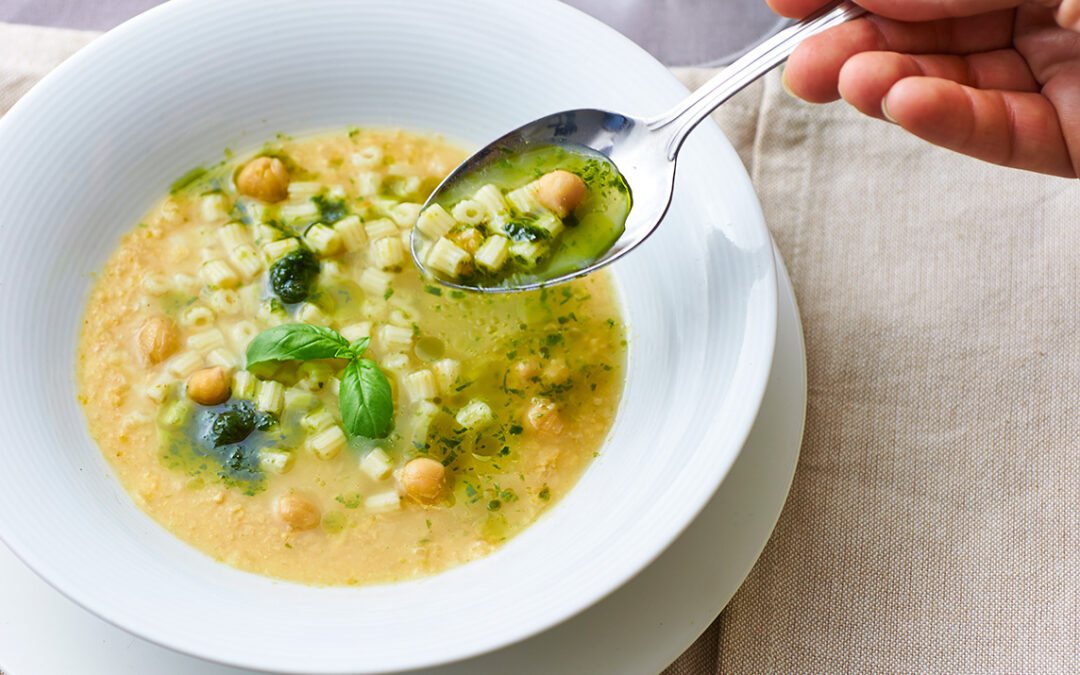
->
[881,96,897,124]
[780,69,796,98]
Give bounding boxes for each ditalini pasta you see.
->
[414,144,630,288]
[76,128,626,587]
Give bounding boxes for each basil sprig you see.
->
[245,324,393,439]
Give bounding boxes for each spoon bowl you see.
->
[412,0,865,292]
[411,109,672,293]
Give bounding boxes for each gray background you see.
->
[0,0,787,66]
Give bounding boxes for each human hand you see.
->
[771,0,1080,177]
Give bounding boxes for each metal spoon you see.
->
[412,0,866,293]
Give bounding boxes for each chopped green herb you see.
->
[269,248,320,304]
[203,402,261,448]
[322,511,347,534]
[503,218,550,242]
[169,166,207,194]
[335,493,363,509]
[312,193,349,224]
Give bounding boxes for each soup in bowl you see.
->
[79,128,627,586]
[0,0,776,671]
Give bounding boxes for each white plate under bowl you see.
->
[0,1,776,673]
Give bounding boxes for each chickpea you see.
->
[400,458,446,502]
[136,316,179,365]
[525,397,564,435]
[186,366,231,406]
[276,494,320,530]
[533,170,587,218]
[236,156,290,203]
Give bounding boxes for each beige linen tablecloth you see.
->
[4,21,1079,674]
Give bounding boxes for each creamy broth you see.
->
[77,129,626,585]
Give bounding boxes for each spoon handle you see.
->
[648,0,867,160]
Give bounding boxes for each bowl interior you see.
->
[0,0,776,672]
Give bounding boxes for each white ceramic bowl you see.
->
[0,1,776,672]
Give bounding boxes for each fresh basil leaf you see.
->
[245,324,353,367]
[340,358,393,439]
[350,336,370,357]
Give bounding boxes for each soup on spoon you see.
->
[412,143,631,291]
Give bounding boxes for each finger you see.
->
[854,0,1024,22]
[881,76,1075,177]
[1014,5,1080,174]
[783,11,1015,103]
[1039,66,1080,179]
[767,0,831,20]
[837,50,1040,119]
[1055,0,1080,31]
[769,0,1023,22]
[1014,5,1080,82]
